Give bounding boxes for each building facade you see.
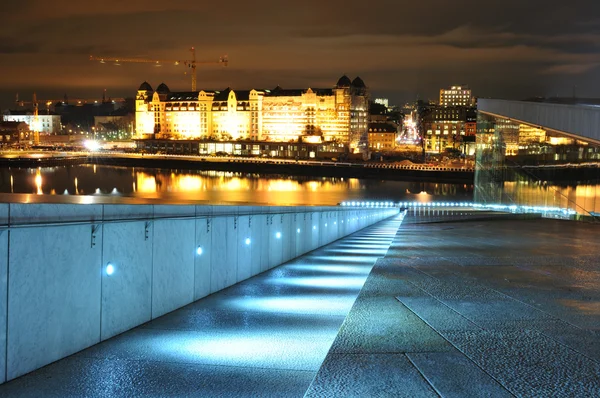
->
[0,121,32,145]
[135,75,369,153]
[439,85,472,107]
[2,113,61,134]
[422,106,477,153]
[368,122,398,151]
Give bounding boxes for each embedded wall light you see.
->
[106,263,115,276]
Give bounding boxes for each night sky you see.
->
[1,0,600,109]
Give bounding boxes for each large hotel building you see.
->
[135,75,369,154]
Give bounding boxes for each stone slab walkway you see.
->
[306,211,600,397]
[0,215,404,397]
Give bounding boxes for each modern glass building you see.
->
[476,99,600,220]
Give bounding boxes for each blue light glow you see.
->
[196,247,203,256]
[276,232,281,239]
[245,238,251,245]
[106,263,115,276]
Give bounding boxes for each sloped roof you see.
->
[166,92,200,101]
[138,81,153,91]
[336,75,352,87]
[213,88,252,101]
[368,122,397,133]
[352,76,366,88]
[156,83,170,94]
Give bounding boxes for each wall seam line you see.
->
[5,204,11,383]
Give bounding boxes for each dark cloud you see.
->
[0,39,42,54]
[1,0,600,109]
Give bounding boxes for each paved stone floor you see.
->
[0,216,404,397]
[306,210,600,397]
[3,210,599,397]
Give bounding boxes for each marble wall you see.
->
[0,203,398,382]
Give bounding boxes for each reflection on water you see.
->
[0,165,474,206]
[503,181,600,216]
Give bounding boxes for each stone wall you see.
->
[0,203,397,383]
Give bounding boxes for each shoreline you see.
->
[0,152,474,183]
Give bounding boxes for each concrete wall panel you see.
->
[0,203,399,384]
[194,218,212,300]
[151,219,195,318]
[257,215,271,272]
[248,215,262,277]
[210,217,236,292]
[10,204,102,225]
[0,231,8,384]
[268,214,283,269]
[103,205,153,221]
[7,224,102,380]
[101,221,152,340]
[281,213,293,263]
[237,215,252,282]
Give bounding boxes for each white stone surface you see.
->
[194,218,212,300]
[153,205,195,219]
[237,216,252,282]
[257,215,271,273]
[9,204,102,225]
[0,204,395,384]
[101,221,153,340]
[210,217,237,292]
[0,204,8,226]
[225,217,239,285]
[249,214,263,277]
[103,204,153,221]
[281,213,293,264]
[7,224,102,380]
[310,212,320,251]
[268,215,283,269]
[0,231,8,384]
[151,219,195,318]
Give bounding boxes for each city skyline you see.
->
[1,0,600,110]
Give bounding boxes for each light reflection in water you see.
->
[35,169,43,195]
[0,164,474,205]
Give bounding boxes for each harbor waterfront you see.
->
[0,163,473,205]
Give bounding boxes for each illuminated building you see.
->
[135,75,369,152]
[422,106,475,153]
[3,113,61,134]
[373,98,389,108]
[0,121,32,145]
[368,123,397,151]
[439,85,472,107]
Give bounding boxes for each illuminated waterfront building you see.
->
[0,121,32,144]
[422,105,476,153]
[2,112,61,134]
[368,122,398,151]
[135,75,369,152]
[439,85,472,107]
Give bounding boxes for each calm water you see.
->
[0,165,473,205]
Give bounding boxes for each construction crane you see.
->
[89,47,228,91]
